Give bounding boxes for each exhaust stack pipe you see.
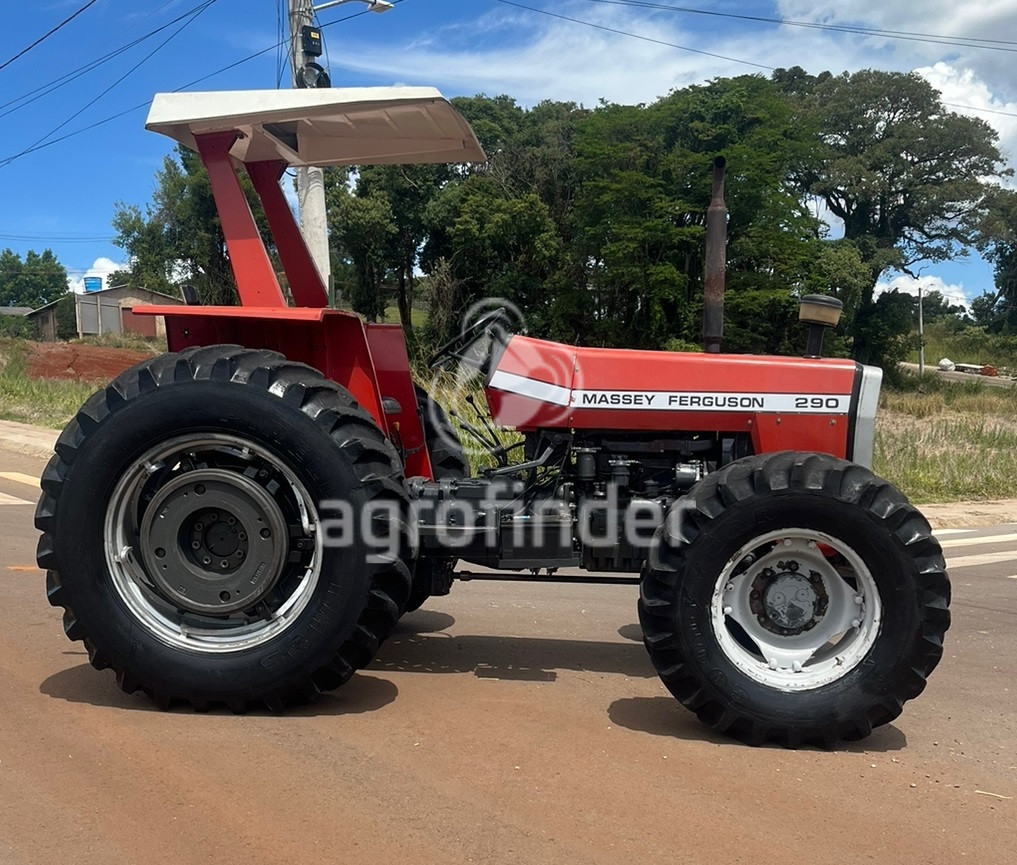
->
[703,156,727,353]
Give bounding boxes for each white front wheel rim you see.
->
[710,529,882,691]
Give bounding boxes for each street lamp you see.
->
[312,0,393,12]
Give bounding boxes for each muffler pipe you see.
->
[703,156,726,353]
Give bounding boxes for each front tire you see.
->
[638,451,949,747]
[37,345,412,711]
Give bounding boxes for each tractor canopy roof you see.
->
[145,87,486,167]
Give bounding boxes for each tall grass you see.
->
[75,332,166,354]
[907,321,1017,374]
[0,340,100,429]
[875,384,1017,503]
[2,333,1014,502]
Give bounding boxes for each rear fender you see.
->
[132,305,434,478]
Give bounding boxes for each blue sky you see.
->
[2,0,1016,304]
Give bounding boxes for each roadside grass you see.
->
[907,321,1017,374]
[381,304,428,330]
[875,379,1017,503]
[75,331,166,354]
[0,340,99,429]
[1,332,1014,502]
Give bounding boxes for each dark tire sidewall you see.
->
[674,490,924,728]
[54,380,389,700]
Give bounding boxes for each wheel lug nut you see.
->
[722,606,732,615]
[768,659,778,670]
[209,512,218,522]
[236,550,245,559]
[194,484,205,495]
[260,528,271,539]
[202,556,211,565]
[854,595,864,604]
[219,591,230,602]
[792,661,803,672]
[154,547,165,558]
[725,582,734,592]
[227,516,236,525]
[194,523,203,531]
[191,541,201,550]
[238,532,247,541]
[220,560,229,569]
[851,618,861,628]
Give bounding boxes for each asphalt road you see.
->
[0,448,1014,865]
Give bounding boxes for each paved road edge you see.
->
[0,420,58,461]
[1,419,1014,528]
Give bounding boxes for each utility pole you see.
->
[287,1,393,289]
[918,282,925,375]
[289,0,330,285]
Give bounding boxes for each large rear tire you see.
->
[36,345,412,711]
[638,451,950,748]
[403,385,467,613]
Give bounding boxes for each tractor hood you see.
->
[486,335,881,467]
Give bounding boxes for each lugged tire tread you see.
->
[36,345,412,712]
[637,450,950,749]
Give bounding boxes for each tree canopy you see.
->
[0,248,68,309]
[112,145,273,305]
[112,69,1011,371]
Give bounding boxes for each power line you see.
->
[0,1,223,122]
[495,0,774,70]
[501,0,1017,125]
[276,0,289,87]
[0,1,219,169]
[0,0,407,168]
[578,0,1017,53]
[0,0,101,73]
[944,102,1017,119]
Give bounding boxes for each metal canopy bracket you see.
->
[247,161,328,308]
[194,131,287,308]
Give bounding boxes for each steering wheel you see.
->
[428,307,513,369]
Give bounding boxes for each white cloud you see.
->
[875,273,970,311]
[328,4,794,106]
[67,257,125,294]
[327,0,1017,166]
[916,62,1017,174]
[807,196,845,239]
[777,1,1017,99]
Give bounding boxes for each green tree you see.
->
[573,76,826,350]
[113,145,274,305]
[975,188,1017,331]
[422,178,562,343]
[0,248,68,308]
[328,180,396,322]
[785,68,1007,366]
[354,164,449,335]
[919,289,967,322]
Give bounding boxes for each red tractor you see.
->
[37,88,949,747]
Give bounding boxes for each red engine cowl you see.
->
[485,336,881,465]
